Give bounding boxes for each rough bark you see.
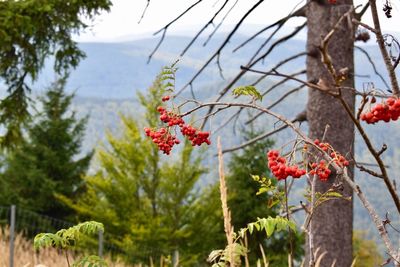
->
[306,1,355,266]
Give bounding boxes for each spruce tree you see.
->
[1,79,92,220]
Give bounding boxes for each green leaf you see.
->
[265,218,276,237]
[239,228,247,238]
[287,220,297,232]
[232,86,263,101]
[72,255,108,267]
[248,223,254,234]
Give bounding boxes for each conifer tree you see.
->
[60,73,215,265]
[0,79,92,220]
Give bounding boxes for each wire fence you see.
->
[0,205,127,267]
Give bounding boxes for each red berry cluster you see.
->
[328,0,337,4]
[308,139,349,181]
[267,150,306,180]
[310,161,331,181]
[360,97,400,124]
[313,139,349,167]
[145,99,211,154]
[330,152,349,167]
[314,139,329,151]
[162,95,170,102]
[144,127,180,155]
[158,106,185,127]
[181,125,211,146]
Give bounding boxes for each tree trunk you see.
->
[306,1,355,266]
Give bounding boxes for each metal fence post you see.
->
[9,205,16,267]
[98,230,103,258]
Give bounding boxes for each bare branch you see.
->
[355,46,390,90]
[241,66,328,95]
[182,101,399,260]
[251,55,307,87]
[356,163,384,179]
[245,84,305,125]
[176,0,265,95]
[213,107,242,134]
[369,0,400,95]
[214,69,305,133]
[216,53,225,80]
[221,110,307,154]
[204,0,239,46]
[336,94,400,214]
[352,18,378,34]
[354,2,370,21]
[148,0,203,63]
[180,0,230,57]
[233,3,307,53]
[138,0,150,24]
[198,23,306,129]
[356,94,368,120]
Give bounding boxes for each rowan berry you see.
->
[267,150,306,180]
[361,97,400,124]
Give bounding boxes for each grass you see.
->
[0,228,132,267]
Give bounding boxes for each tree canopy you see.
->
[0,0,111,146]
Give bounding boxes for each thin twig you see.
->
[197,23,306,129]
[241,66,328,95]
[204,0,239,46]
[233,3,307,53]
[183,100,399,260]
[148,0,203,63]
[180,0,230,57]
[355,46,390,90]
[220,111,306,155]
[369,0,400,96]
[176,0,265,95]
[246,85,305,125]
[138,0,150,24]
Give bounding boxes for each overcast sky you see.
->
[75,0,399,42]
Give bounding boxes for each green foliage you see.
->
[0,0,111,146]
[72,256,108,267]
[34,221,107,267]
[239,216,296,238]
[353,231,383,267]
[208,215,296,267]
[226,129,303,266]
[252,175,285,208]
[159,60,179,92]
[34,221,104,249]
[62,73,215,265]
[232,85,263,101]
[208,243,248,267]
[305,188,351,211]
[0,79,92,220]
